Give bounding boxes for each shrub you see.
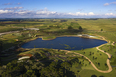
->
[68,26,73,29]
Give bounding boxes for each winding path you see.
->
[65,36,113,73]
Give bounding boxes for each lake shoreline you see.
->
[21,34,108,50]
[20,34,108,47]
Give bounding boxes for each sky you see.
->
[0,0,116,18]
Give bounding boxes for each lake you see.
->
[21,36,107,50]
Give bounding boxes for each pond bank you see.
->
[20,34,108,48]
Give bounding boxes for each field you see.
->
[0,18,116,77]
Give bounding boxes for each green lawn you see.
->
[72,48,108,71]
[79,67,116,77]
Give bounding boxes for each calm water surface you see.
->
[21,36,107,50]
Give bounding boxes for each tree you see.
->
[0,40,3,51]
[98,63,100,66]
[82,56,84,58]
[40,61,63,77]
[93,56,94,60]
[89,62,91,64]
[61,62,71,70]
[68,26,73,30]
[79,61,81,64]
[0,40,3,64]
[95,57,97,60]
[91,74,97,77]
[1,60,27,77]
[25,70,36,77]
[105,63,107,66]
[101,29,103,31]
[58,49,60,52]
[78,26,82,30]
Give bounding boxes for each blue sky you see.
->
[0,0,116,18]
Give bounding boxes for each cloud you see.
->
[4,7,23,10]
[0,10,13,14]
[88,12,94,15]
[76,12,87,16]
[105,13,115,16]
[3,3,12,5]
[0,9,99,18]
[68,12,94,16]
[0,8,116,18]
[15,10,34,15]
[36,9,57,15]
[104,2,116,6]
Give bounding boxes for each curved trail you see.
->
[65,36,113,73]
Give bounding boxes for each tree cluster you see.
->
[0,57,82,77]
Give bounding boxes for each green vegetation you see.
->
[72,48,108,71]
[0,18,116,77]
[100,44,116,66]
[0,27,23,33]
[0,48,84,77]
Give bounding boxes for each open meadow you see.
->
[0,18,116,77]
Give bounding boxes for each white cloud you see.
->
[105,13,115,16]
[0,10,13,14]
[88,12,94,15]
[0,8,116,18]
[76,12,87,16]
[15,10,33,15]
[68,12,94,16]
[36,10,57,15]
[104,2,116,6]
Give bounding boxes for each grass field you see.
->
[72,48,108,71]
[1,18,116,77]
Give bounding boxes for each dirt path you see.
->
[96,45,112,73]
[65,48,112,73]
[64,36,113,73]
